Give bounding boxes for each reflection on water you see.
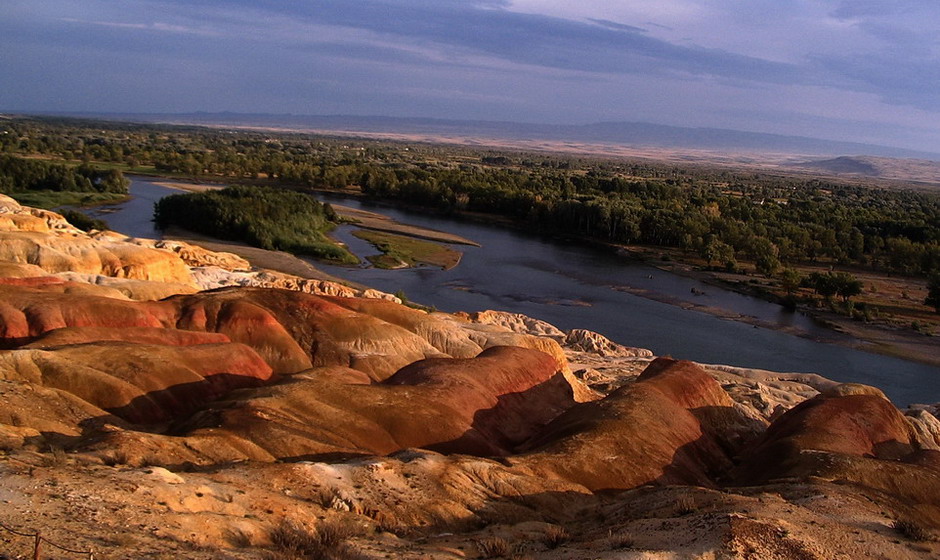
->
[93,179,940,406]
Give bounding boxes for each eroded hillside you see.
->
[1,193,939,559]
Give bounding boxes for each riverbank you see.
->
[161,225,361,288]
[311,187,940,368]
[619,244,940,368]
[332,203,479,247]
[130,178,940,371]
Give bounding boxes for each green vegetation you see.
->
[4,116,938,281]
[154,186,357,264]
[0,149,130,209]
[927,275,940,313]
[0,153,129,194]
[804,271,863,303]
[60,209,109,232]
[7,190,127,209]
[351,229,462,269]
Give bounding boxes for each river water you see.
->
[86,177,940,406]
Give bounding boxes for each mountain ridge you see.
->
[17,111,940,161]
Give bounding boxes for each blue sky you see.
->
[3,0,940,152]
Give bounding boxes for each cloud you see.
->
[57,18,218,36]
[830,0,921,20]
[587,19,648,34]
[137,0,808,87]
[2,0,940,151]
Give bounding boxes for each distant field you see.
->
[199,124,940,190]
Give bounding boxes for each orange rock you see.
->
[736,386,921,480]
[0,342,273,424]
[515,358,753,491]
[174,346,572,461]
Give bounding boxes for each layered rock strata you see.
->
[0,196,938,558]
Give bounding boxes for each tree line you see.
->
[153,185,355,264]
[4,116,940,279]
[0,154,129,195]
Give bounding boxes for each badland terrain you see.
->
[1,184,940,559]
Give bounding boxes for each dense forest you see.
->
[154,186,355,263]
[0,153,129,194]
[2,116,939,278]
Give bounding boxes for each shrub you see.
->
[542,525,570,549]
[674,495,696,516]
[607,530,635,550]
[61,209,109,231]
[893,519,932,542]
[476,536,511,558]
[267,519,356,560]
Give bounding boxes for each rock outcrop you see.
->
[563,328,654,357]
[515,358,759,491]
[0,342,273,424]
[1,196,939,558]
[149,346,573,463]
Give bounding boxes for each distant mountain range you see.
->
[786,155,940,186]
[21,111,940,162]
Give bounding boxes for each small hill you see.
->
[790,155,940,186]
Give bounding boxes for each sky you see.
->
[2,0,940,152]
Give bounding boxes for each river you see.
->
[84,177,940,406]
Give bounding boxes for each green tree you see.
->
[806,272,838,301]
[703,237,735,269]
[778,268,803,296]
[751,236,780,276]
[99,168,130,193]
[832,271,863,303]
[926,275,940,313]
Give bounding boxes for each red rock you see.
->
[735,387,921,482]
[0,342,273,424]
[178,346,573,460]
[0,276,66,287]
[514,358,752,491]
[23,327,231,349]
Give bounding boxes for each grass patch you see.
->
[352,229,462,270]
[607,530,635,549]
[542,525,571,549]
[476,536,511,558]
[8,190,128,209]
